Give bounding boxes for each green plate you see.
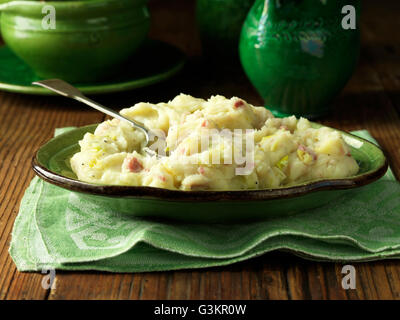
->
[0,39,185,95]
[32,123,388,223]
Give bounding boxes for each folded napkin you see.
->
[9,129,400,272]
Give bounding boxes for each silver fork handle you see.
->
[32,79,150,144]
[73,95,150,143]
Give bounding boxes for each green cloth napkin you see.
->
[9,129,400,272]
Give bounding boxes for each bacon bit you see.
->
[234,100,244,108]
[198,166,205,175]
[158,175,166,182]
[298,144,318,160]
[127,157,143,173]
[280,125,288,131]
[298,144,306,152]
[201,120,208,127]
[346,152,352,157]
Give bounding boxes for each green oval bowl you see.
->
[0,0,150,83]
[31,123,388,223]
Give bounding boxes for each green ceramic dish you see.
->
[32,123,388,223]
[0,0,150,83]
[0,40,185,95]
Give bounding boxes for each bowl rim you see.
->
[31,124,389,202]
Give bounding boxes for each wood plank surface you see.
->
[0,0,399,300]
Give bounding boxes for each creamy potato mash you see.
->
[70,94,359,190]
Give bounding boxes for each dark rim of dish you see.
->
[32,129,389,202]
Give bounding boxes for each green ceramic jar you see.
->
[196,0,254,62]
[0,0,150,83]
[239,0,360,118]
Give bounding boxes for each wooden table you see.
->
[1,0,399,300]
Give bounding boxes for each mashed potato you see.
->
[70,94,359,190]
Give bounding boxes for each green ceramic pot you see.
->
[0,0,150,83]
[196,0,254,62]
[239,0,360,118]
